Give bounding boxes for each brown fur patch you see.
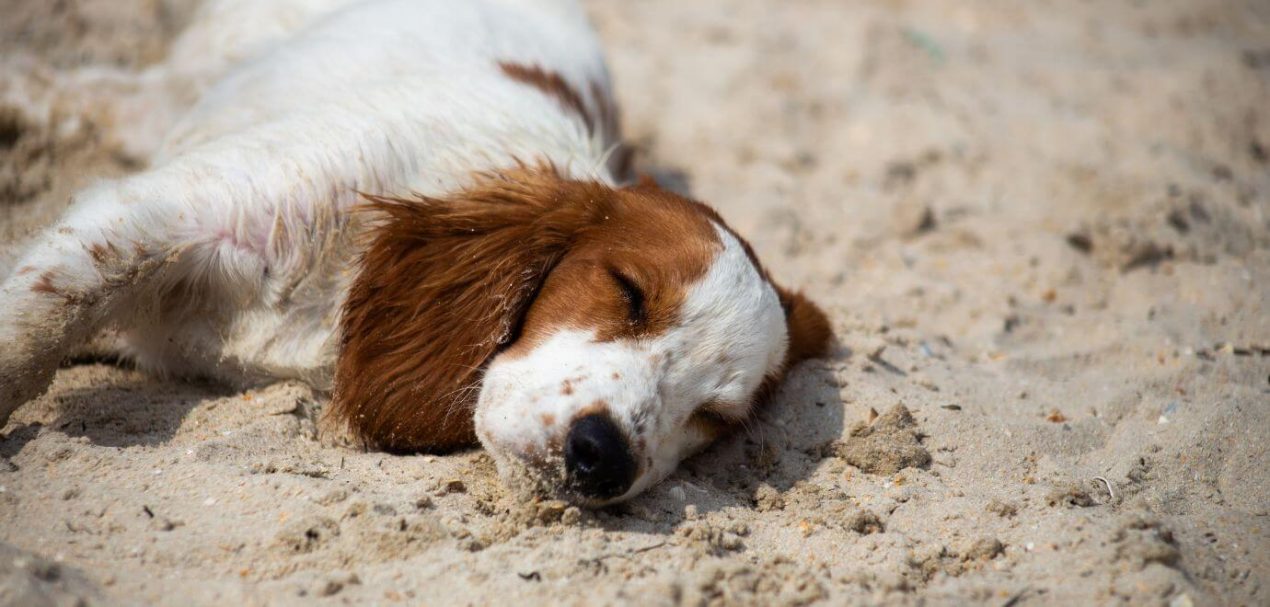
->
[498,62,635,183]
[32,271,58,295]
[499,61,593,133]
[331,167,602,452]
[688,408,739,442]
[499,179,720,355]
[776,288,832,367]
[87,240,121,266]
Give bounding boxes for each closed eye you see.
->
[608,267,646,326]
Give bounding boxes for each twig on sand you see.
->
[1001,586,1030,607]
[628,541,667,555]
[586,541,667,564]
[1094,476,1115,502]
[867,345,907,376]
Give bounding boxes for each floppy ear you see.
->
[327,170,610,452]
[776,286,832,368]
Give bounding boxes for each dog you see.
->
[0,0,830,504]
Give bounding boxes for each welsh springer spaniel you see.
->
[0,0,829,504]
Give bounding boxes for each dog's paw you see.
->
[0,351,57,429]
[0,306,62,428]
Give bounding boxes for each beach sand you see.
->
[1,0,1267,604]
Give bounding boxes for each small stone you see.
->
[561,507,582,525]
[962,537,1004,561]
[986,499,1018,517]
[314,488,349,506]
[799,519,815,537]
[344,501,368,518]
[534,500,567,524]
[45,446,74,463]
[372,503,397,516]
[438,479,466,494]
[846,510,885,534]
[1047,482,1095,508]
[754,484,785,512]
[153,517,183,531]
[314,579,343,597]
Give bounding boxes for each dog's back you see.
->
[163,0,616,164]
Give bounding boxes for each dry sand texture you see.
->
[2,0,1269,605]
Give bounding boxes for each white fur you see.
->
[476,226,788,503]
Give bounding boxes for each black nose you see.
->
[564,413,637,500]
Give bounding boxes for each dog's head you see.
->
[330,167,829,504]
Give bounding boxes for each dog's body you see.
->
[0,0,828,503]
[3,0,621,389]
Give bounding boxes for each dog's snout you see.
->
[564,413,636,500]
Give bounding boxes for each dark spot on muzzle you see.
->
[564,413,636,500]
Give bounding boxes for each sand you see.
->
[2,0,1268,605]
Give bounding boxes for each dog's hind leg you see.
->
[0,0,358,162]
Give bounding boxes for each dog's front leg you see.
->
[0,179,179,425]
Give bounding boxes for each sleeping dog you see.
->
[0,0,829,504]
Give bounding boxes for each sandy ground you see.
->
[2,0,1269,605]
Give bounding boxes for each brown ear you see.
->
[327,170,610,452]
[776,287,832,368]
